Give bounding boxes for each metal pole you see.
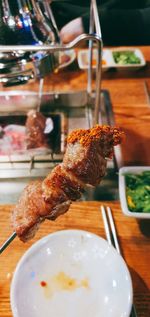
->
[87,1,94,96]
[91,0,103,125]
[0,33,101,52]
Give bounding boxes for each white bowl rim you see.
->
[10,229,133,317]
[119,166,150,218]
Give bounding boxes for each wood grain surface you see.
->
[0,201,150,316]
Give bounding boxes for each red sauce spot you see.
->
[40,281,47,287]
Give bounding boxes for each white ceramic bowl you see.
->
[119,166,150,218]
[11,229,133,317]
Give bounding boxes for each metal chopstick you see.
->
[100,205,138,317]
[106,206,121,254]
[101,205,112,246]
[0,232,17,254]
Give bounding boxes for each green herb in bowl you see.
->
[113,51,141,65]
[125,171,150,213]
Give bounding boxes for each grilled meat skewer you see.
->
[26,110,49,149]
[12,125,124,242]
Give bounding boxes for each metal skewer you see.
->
[0,232,17,254]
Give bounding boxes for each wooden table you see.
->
[0,201,150,316]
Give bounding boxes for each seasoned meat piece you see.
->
[63,142,107,185]
[26,110,48,149]
[12,181,48,241]
[43,164,84,202]
[64,125,123,185]
[66,125,123,158]
[11,125,124,242]
[12,180,71,242]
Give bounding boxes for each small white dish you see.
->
[11,229,133,317]
[119,166,150,218]
[111,47,146,70]
[78,47,146,71]
[77,49,113,71]
[58,49,76,69]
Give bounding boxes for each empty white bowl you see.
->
[11,229,133,317]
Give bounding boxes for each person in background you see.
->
[51,0,150,45]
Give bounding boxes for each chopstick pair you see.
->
[100,205,138,317]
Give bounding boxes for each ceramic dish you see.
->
[78,48,146,71]
[77,49,113,71]
[111,48,146,70]
[119,166,150,218]
[11,229,133,317]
